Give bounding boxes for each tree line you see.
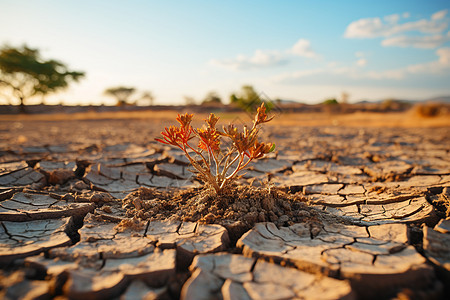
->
[0,45,271,113]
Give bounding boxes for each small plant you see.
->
[155,103,275,194]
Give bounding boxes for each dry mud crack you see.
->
[0,120,449,299]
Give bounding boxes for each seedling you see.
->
[156,103,275,194]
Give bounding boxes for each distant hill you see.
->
[355,99,411,104]
[274,99,305,105]
[356,96,450,105]
[425,96,450,103]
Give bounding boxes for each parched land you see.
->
[0,110,449,299]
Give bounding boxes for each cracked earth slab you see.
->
[423,221,450,290]
[0,167,46,188]
[1,120,450,298]
[0,217,75,264]
[0,270,51,299]
[84,162,197,193]
[20,214,229,299]
[181,253,355,300]
[320,196,438,226]
[24,252,176,300]
[237,222,437,298]
[44,213,229,267]
[0,191,95,221]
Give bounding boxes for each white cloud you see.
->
[364,69,406,80]
[210,49,286,70]
[250,50,284,66]
[275,68,324,81]
[290,39,318,58]
[432,9,448,20]
[344,9,449,38]
[273,65,357,83]
[354,52,367,67]
[211,38,318,71]
[344,17,386,38]
[382,31,450,48]
[438,47,450,64]
[384,14,400,24]
[364,47,450,79]
[406,47,450,73]
[274,47,450,83]
[398,18,449,34]
[356,58,367,67]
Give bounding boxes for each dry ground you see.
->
[2,108,450,127]
[0,109,449,299]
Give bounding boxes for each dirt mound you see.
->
[122,185,319,229]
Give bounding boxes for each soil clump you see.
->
[122,185,320,232]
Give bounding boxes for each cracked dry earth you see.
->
[0,118,449,299]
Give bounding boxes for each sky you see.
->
[0,0,449,105]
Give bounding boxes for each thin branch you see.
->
[211,148,220,177]
[186,143,210,172]
[225,155,245,181]
[221,152,241,179]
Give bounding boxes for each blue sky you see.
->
[0,0,449,105]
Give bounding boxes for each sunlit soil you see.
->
[1,108,450,128]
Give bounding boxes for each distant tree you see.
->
[381,98,395,111]
[136,91,154,106]
[0,45,85,113]
[230,85,262,112]
[322,98,339,105]
[104,86,136,106]
[184,96,196,105]
[202,91,222,105]
[380,98,411,111]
